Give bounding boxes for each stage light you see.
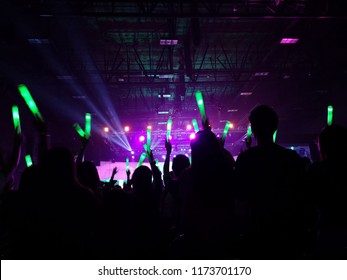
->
[162,155,166,159]
[103,127,109,132]
[280,38,299,44]
[186,124,192,130]
[139,135,145,142]
[229,123,234,129]
[290,146,295,150]
[131,151,135,155]
[189,133,196,140]
[131,156,135,159]
[124,126,130,132]
[147,125,152,130]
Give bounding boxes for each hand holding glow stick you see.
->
[327,105,333,126]
[25,154,33,167]
[12,106,21,134]
[18,84,44,121]
[146,126,151,151]
[195,91,206,123]
[192,119,199,133]
[137,153,147,168]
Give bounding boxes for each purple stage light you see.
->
[131,151,135,155]
[280,38,299,44]
[189,133,196,140]
[139,135,145,142]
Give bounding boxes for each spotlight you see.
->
[131,151,135,155]
[103,127,109,133]
[229,123,234,129]
[139,135,145,142]
[162,155,166,159]
[147,125,152,130]
[186,124,192,130]
[124,126,130,132]
[189,133,196,140]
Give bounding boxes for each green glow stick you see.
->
[195,91,206,122]
[143,143,148,153]
[273,130,277,143]
[25,154,33,167]
[12,105,21,134]
[73,123,86,138]
[85,113,91,138]
[221,121,231,142]
[146,127,151,150]
[18,84,44,121]
[166,119,172,141]
[155,159,159,166]
[327,105,333,126]
[192,119,199,133]
[137,153,147,168]
[247,124,252,141]
[126,157,129,171]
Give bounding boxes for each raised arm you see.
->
[163,139,172,185]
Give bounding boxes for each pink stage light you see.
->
[103,127,109,132]
[124,126,130,132]
[189,133,196,140]
[280,38,299,44]
[186,124,192,130]
[139,135,145,142]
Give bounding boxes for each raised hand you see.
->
[165,139,172,155]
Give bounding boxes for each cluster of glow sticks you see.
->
[73,113,92,139]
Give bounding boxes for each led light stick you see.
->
[273,130,277,143]
[12,105,21,134]
[146,127,151,151]
[155,159,159,166]
[126,157,129,172]
[247,124,252,142]
[18,84,44,121]
[192,119,199,133]
[73,123,86,138]
[166,119,172,141]
[327,105,333,126]
[195,91,206,123]
[85,113,91,138]
[137,153,147,168]
[221,121,231,143]
[25,155,33,167]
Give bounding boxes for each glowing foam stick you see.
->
[18,84,44,121]
[126,157,129,171]
[137,153,147,168]
[273,130,277,143]
[327,105,333,126]
[143,143,148,153]
[166,119,172,141]
[85,113,91,138]
[73,123,86,138]
[247,124,252,141]
[195,91,206,122]
[155,159,159,166]
[221,121,231,142]
[146,127,151,150]
[25,155,33,167]
[12,106,21,134]
[192,119,199,133]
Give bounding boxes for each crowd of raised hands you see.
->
[1,105,347,260]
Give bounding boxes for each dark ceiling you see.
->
[1,0,347,157]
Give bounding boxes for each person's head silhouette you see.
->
[318,124,347,161]
[249,105,278,145]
